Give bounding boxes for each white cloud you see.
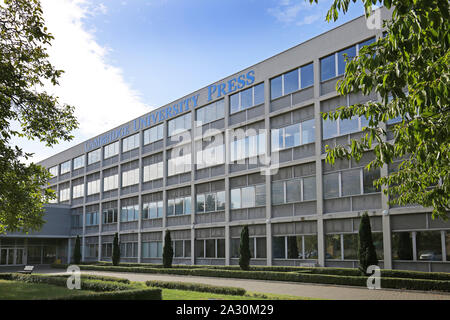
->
[296,13,322,26]
[14,0,151,163]
[268,0,328,25]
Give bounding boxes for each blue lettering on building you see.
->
[207,70,255,102]
[84,70,256,152]
[84,93,199,152]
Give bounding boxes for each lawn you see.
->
[0,279,95,300]
[160,288,309,300]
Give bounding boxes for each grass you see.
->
[0,279,95,300]
[160,288,309,300]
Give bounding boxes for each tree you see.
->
[163,230,173,268]
[73,235,81,264]
[239,225,251,270]
[0,0,78,234]
[358,213,378,274]
[309,0,449,219]
[112,232,120,266]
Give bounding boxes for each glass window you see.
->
[343,234,358,259]
[285,124,300,148]
[271,128,283,152]
[230,189,241,209]
[184,197,191,214]
[196,194,205,213]
[87,179,100,195]
[104,141,119,159]
[231,238,240,258]
[167,199,175,216]
[304,235,318,259]
[122,133,139,153]
[270,76,283,100]
[88,149,101,165]
[323,173,340,198]
[287,236,301,259]
[446,232,450,261]
[359,37,376,50]
[322,119,338,140]
[300,63,314,88]
[416,231,442,261]
[338,45,356,75]
[205,193,216,212]
[73,155,85,170]
[272,236,286,259]
[241,87,253,110]
[168,113,191,136]
[241,186,255,208]
[286,179,301,203]
[341,169,361,196]
[321,54,336,82]
[303,176,316,201]
[49,166,58,177]
[216,191,225,211]
[372,232,384,260]
[339,116,359,135]
[392,232,413,260]
[363,168,381,193]
[271,181,285,205]
[175,198,183,215]
[230,93,240,114]
[326,234,341,259]
[301,119,315,144]
[284,69,299,94]
[143,123,164,145]
[72,184,84,198]
[255,185,266,206]
[256,237,267,258]
[205,239,215,258]
[60,161,71,174]
[254,83,264,105]
[195,240,204,258]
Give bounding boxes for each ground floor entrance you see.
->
[0,237,68,265]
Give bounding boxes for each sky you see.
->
[13,0,367,163]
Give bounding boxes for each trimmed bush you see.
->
[239,225,251,270]
[8,273,132,292]
[112,232,120,266]
[56,288,162,300]
[73,235,81,265]
[163,230,174,268]
[145,280,246,296]
[50,274,130,284]
[358,212,378,274]
[54,264,450,292]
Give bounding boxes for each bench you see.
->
[17,265,34,274]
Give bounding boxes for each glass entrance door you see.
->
[0,248,25,265]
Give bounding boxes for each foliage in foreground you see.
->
[309,0,449,219]
[0,0,78,233]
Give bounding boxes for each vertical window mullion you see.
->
[300,177,304,202]
[335,53,338,77]
[281,74,285,96]
[441,231,447,262]
[284,236,288,259]
[360,168,364,195]
[340,234,344,260]
[338,172,342,197]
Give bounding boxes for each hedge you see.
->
[51,264,450,292]
[55,288,162,300]
[3,273,133,292]
[52,263,450,281]
[145,280,246,296]
[49,273,130,284]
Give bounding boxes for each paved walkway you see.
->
[32,267,450,300]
